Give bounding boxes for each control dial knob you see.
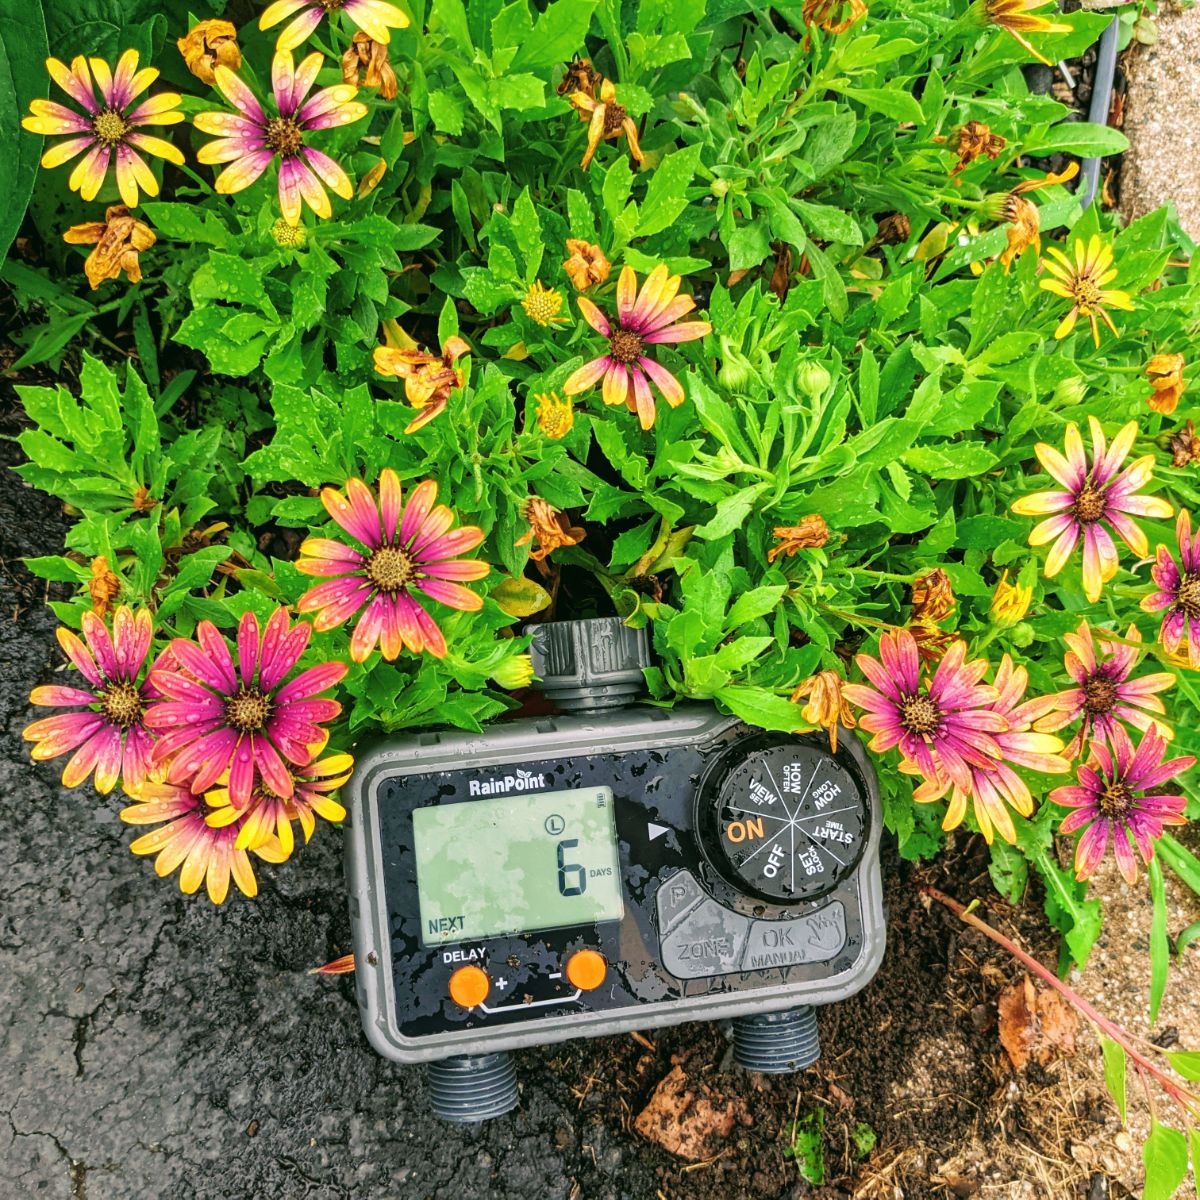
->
[703,738,868,904]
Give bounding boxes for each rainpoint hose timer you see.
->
[345,617,885,1122]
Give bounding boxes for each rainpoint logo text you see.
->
[469,768,547,796]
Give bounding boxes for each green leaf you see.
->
[636,144,703,238]
[1142,1121,1188,1200]
[428,88,465,135]
[0,0,49,263]
[726,585,787,628]
[1024,122,1130,158]
[139,202,232,248]
[1035,851,1103,967]
[1099,1036,1127,1124]
[792,199,862,246]
[695,484,769,540]
[510,187,543,278]
[904,443,998,479]
[714,685,805,732]
[511,0,597,71]
[1149,856,1170,1024]
[836,86,924,125]
[1165,1050,1200,1081]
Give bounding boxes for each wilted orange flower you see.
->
[563,239,611,291]
[875,213,910,245]
[342,32,398,101]
[131,484,158,512]
[62,206,156,290]
[515,498,585,561]
[989,162,1079,272]
[910,569,955,623]
[909,622,958,664]
[568,78,644,171]
[557,57,602,97]
[802,0,867,34]
[767,516,829,562]
[88,556,121,617]
[953,121,1006,174]
[791,670,857,752]
[1168,420,1200,468]
[521,281,569,326]
[1146,354,1186,415]
[177,19,241,85]
[373,336,470,433]
[535,393,574,439]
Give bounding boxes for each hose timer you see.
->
[345,618,885,1121]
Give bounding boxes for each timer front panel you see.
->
[366,729,874,1040]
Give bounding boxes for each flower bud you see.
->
[491,654,535,690]
[989,570,1032,627]
[796,361,831,399]
[1051,376,1087,407]
[710,178,730,198]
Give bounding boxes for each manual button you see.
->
[660,899,751,979]
[742,901,847,972]
[654,869,705,935]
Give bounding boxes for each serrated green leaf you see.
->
[1099,1036,1127,1124]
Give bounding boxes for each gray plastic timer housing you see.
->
[343,618,886,1069]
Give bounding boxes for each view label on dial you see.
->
[713,742,866,903]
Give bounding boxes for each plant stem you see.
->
[921,885,1200,1118]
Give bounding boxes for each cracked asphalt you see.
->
[0,461,672,1200]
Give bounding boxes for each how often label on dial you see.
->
[714,743,866,903]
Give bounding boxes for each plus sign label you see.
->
[709,742,868,903]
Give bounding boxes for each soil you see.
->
[6,428,1195,1200]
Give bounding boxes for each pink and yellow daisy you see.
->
[901,655,1069,844]
[296,471,489,661]
[120,779,287,904]
[21,51,184,207]
[144,607,347,809]
[24,607,167,795]
[1012,417,1173,602]
[205,739,353,859]
[260,0,409,52]
[1051,726,1194,885]
[841,629,1007,796]
[1142,509,1200,669]
[193,49,366,227]
[1035,621,1174,758]
[563,264,712,430]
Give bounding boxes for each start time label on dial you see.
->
[412,785,624,945]
[714,743,866,903]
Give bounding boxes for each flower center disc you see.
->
[266,117,304,156]
[1177,573,1200,619]
[93,109,129,146]
[1082,675,1117,714]
[1072,275,1103,309]
[320,0,345,9]
[1072,483,1107,524]
[367,545,416,592]
[102,681,143,728]
[603,103,628,135]
[609,328,644,365]
[226,688,271,732]
[899,694,941,736]
[1099,781,1133,820]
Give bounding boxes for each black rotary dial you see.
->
[705,739,867,904]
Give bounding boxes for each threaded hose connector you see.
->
[426,1052,519,1122]
[732,1006,821,1074]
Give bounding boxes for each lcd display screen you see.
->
[412,785,624,945]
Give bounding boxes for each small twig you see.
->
[920,886,1200,1119]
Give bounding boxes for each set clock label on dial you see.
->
[712,743,867,904]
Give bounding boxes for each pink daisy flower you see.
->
[1051,725,1194,885]
[21,50,184,207]
[23,606,167,795]
[205,741,353,860]
[193,50,367,227]
[260,0,409,52]
[562,264,712,430]
[1141,508,1200,669]
[144,608,347,809]
[120,779,288,905]
[842,629,1008,796]
[900,655,1070,844]
[1035,621,1174,758]
[296,470,489,661]
[1012,416,1173,603]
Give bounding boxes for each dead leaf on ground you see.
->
[634,1065,750,1161]
[997,974,1079,1072]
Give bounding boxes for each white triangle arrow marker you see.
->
[647,822,670,841]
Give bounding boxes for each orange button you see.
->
[565,949,607,991]
[448,965,490,1008]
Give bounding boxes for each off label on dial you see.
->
[715,743,866,903]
